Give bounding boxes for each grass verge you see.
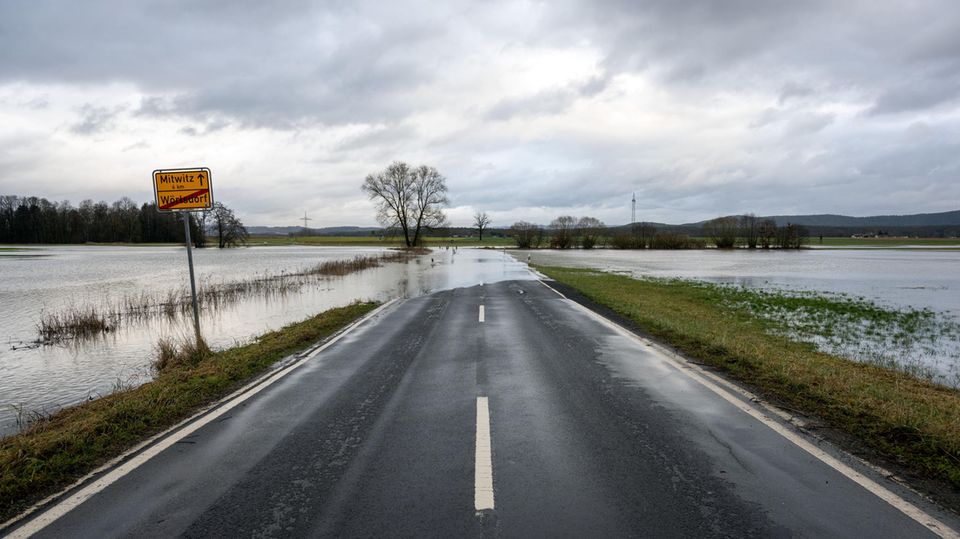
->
[0,301,378,524]
[539,266,960,491]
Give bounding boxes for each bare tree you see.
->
[758,219,777,249]
[635,222,656,249]
[577,216,605,249]
[739,213,760,249]
[409,165,449,246]
[362,161,449,247]
[211,202,249,248]
[703,216,739,248]
[510,221,542,248]
[473,211,492,242]
[777,223,808,249]
[187,210,210,248]
[550,215,577,249]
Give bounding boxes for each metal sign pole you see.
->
[153,166,211,346]
[182,213,202,344]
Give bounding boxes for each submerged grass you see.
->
[1,301,378,524]
[34,251,418,343]
[36,307,116,342]
[674,280,960,387]
[540,266,960,490]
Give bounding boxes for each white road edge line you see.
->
[479,304,485,323]
[3,298,400,539]
[539,279,959,539]
[475,396,495,511]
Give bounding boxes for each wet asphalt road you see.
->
[12,278,958,538]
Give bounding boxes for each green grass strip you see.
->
[0,301,378,523]
[540,266,960,489]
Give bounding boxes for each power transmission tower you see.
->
[301,212,312,229]
[631,192,636,225]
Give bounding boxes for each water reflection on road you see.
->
[0,246,533,435]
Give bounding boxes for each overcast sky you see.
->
[2,1,959,227]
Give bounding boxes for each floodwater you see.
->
[3,245,957,435]
[518,248,960,315]
[0,245,532,435]
[517,248,960,383]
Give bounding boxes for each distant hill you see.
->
[249,210,960,238]
[761,210,960,228]
[607,209,960,237]
[672,210,960,229]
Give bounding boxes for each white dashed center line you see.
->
[475,396,494,511]
[478,305,485,323]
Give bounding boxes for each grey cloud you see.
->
[18,96,50,109]
[486,76,610,121]
[336,123,414,155]
[121,140,149,152]
[778,82,815,104]
[784,112,834,136]
[1,0,448,129]
[870,79,960,115]
[750,108,781,128]
[4,0,960,224]
[486,87,579,121]
[69,104,122,135]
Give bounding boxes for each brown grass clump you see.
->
[306,251,419,276]
[36,307,115,342]
[152,335,213,373]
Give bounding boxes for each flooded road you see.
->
[0,245,533,435]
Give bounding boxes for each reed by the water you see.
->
[36,250,420,342]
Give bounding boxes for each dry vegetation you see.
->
[35,307,116,342]
[152,335,212,373]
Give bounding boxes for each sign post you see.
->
[153,167,214,345]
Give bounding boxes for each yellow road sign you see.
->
[153,167,214,212]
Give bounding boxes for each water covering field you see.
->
[3,245,958,436]
[0,245,532,435]
[519,249,960,386]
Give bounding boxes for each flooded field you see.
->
[4,245,958,435]
[518,248,960,384]
[0,245,532,435]
[518,249,960,313]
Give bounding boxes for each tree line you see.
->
[0,195,248,247]
[506,214,807,249]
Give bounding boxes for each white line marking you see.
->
[479,304,485,323]
[3,299,400,539]
[475,396,495,511]
[540,280,958,539]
